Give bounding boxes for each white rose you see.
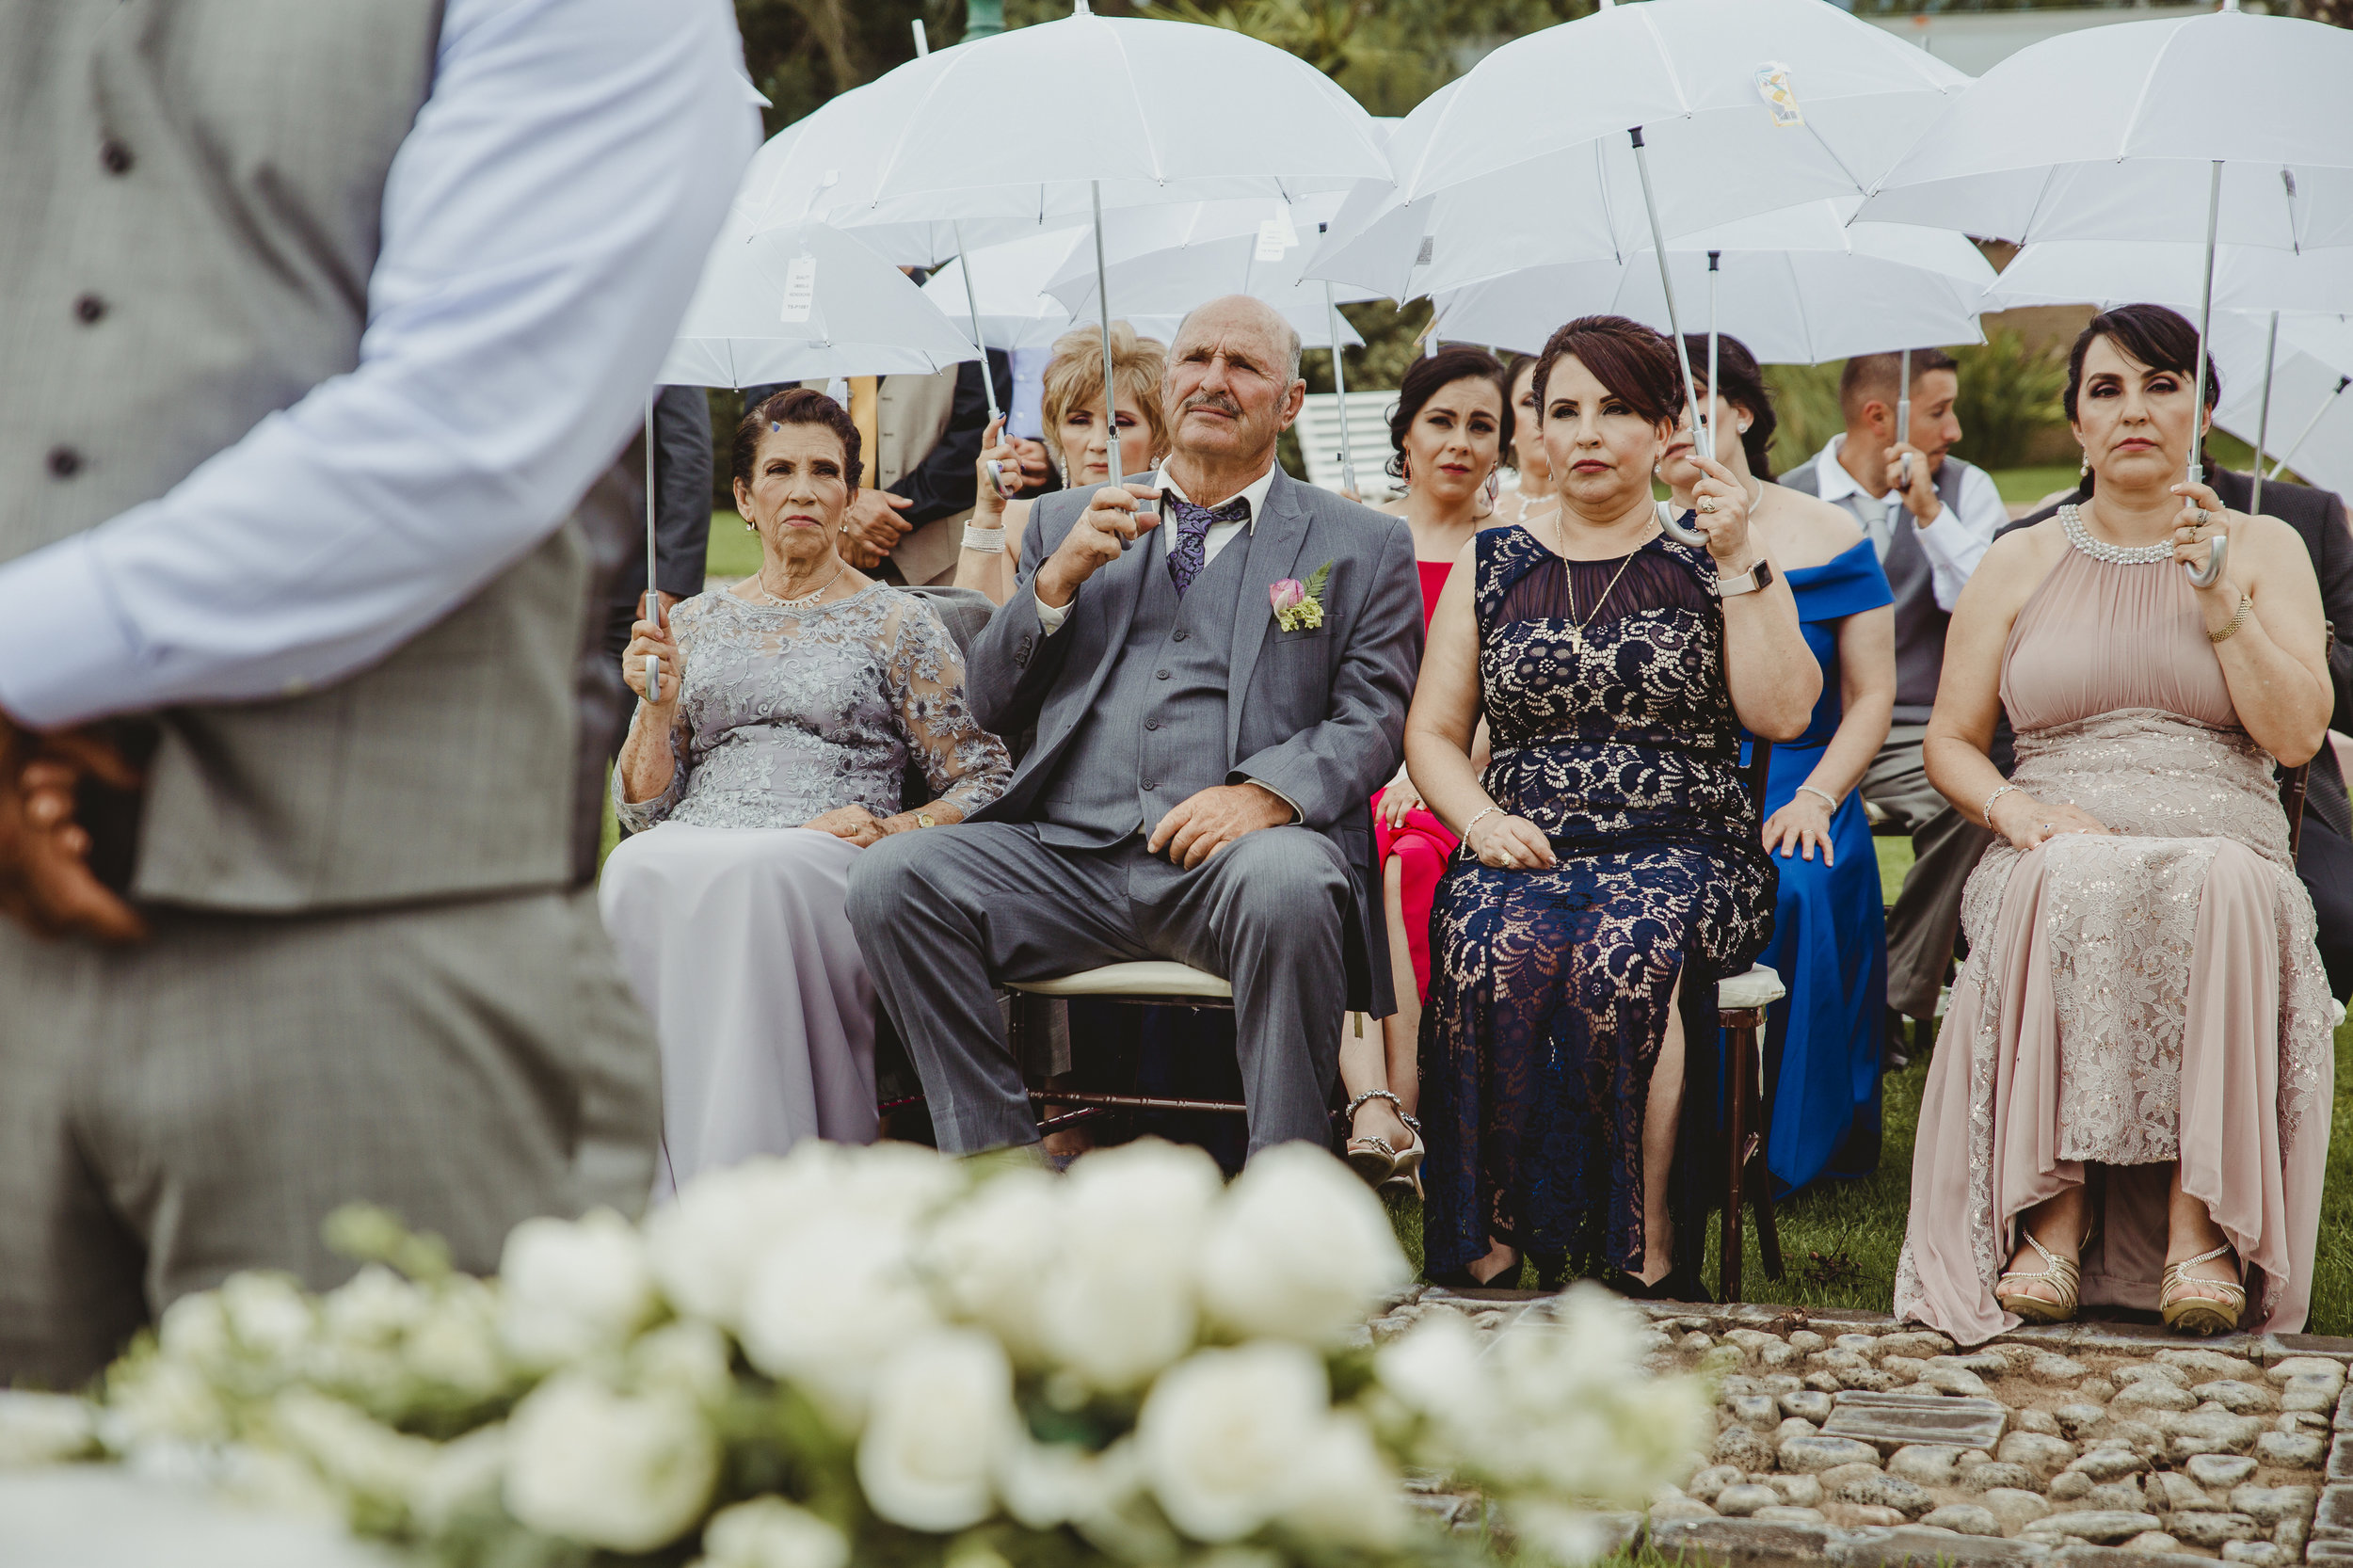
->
[499,1208,659,1366]
[1375,1310,1493,1440]
[155,1289,232,1370]
[997,1434,1142,1530]
[1135,1342,1327,1543]
[504,1372,718,1552]
[107,1354,230,1444]
[269,1387,436,1505]
[219,1272,316,1360]
[1197,1144,1408,1344]
[920,1168,1063,1364]
[1041,1142,1221,1390]
[1280,1410,1405,1549]
[321,1264,425,1349]
[738,1212,940,1431]
[826,1140,965,1229]
[855,1328,1016,1533]
[0,1392,95,1465]
[695,1497,852,1568]
[405,1278,511,1400]
[1505,1498,1609,1566]
[632,1319,735,1407]
[410,1425,511,1534]
[647,1160,801,1327]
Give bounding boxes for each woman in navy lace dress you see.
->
[1405,316,1819,1292]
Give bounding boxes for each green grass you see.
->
[1874,836,1913,909]
[1988,466,2080,506]
[706,509,760,582]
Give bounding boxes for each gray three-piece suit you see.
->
[847,468,1424,1154]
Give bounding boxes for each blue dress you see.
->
[1420,526,1776,1279]
[1747,537,1894,1196]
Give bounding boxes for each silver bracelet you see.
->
[1981,782,2020,827]
[1796,783,1839,812]
[962,523,1007,553]
[1463,805,1504,840]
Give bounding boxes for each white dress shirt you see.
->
[0,0,759,728]
[1033,458,1278,634]
[1808,433,2007,613]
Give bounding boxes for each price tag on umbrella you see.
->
[1755,63,1803,128]
[779,254,818,323]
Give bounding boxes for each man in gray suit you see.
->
[847,296,1423,1157]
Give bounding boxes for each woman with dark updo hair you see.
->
[1657,333,1897,1201]
[601,389,1010,1192]
[1406,315,1818,1291]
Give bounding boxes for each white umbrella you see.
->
[1429,199,1994,362]
[2215,317,2353,514]
[742,5,1388,484]
[1306,0,1966,534]
[1859,0,2353,585]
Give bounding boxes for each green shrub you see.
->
[1763,362,1843,476]
[1951,329,2070,472]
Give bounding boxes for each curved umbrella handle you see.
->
[646,654,662,706]
[1655,500,1710,548]
[2185,531,2228,589]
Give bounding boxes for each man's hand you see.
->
[1036,483,1162,609]
[1008,437,1053,492]
[1147,781,1291,870]
[0,716,148,944]
[1885,442,1941,525]
[840,489,915,570]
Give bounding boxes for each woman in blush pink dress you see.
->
[1342,348,1513,1196]
[1898,305,2335,1340]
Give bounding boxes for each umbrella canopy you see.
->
[741,8,1389,234]
[1858,5,2353,249]
[1308,0,1969,299]
[658,219,977,389]
[1039,197,1384,330]
[2212,316,2353,509]
[1985,240,2353,320]
[1429,199,1994,362]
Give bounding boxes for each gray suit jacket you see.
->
[966,467,1425,1013]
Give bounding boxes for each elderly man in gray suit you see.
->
[848,296,1423,1157]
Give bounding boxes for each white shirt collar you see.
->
[1812,433,1886,507]
[1154,458,1279,531]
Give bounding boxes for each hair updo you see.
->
[1677,332,1779,481]
[1385,346,1513,481]
[734,388,861,495]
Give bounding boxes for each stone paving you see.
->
[1363,1289,2353,1568]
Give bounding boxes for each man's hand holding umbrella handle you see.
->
[0,712,148,944]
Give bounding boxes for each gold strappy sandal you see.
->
[1995,1225,2091,1323]
[2160,1243,2247,1336]
[1343,1090,1425,1202]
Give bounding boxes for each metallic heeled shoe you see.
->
[2160,1243,2247,1336]
[1344,1088,1413,1192]
[1994,1224,2093,1324]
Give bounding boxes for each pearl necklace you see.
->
[2059,504,2173,566]
[755,557,847,606]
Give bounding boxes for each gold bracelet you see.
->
[2208,591,2254,645]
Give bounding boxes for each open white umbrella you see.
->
[1429,199,1994,363]
[2215,316,2353,514]
[741,4,1388,485]
[1306,0,1967,535]
[1859,0,2353,584]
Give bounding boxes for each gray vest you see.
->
[1032,529,1249,847]
[1782,452,1971,725]
[1,2,626,910]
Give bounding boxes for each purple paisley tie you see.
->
[1163,495,1251,597]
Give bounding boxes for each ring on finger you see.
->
[1696,497,1718,514]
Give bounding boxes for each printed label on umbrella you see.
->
[1755,63,1803,128]
[1256,219,1290,262]
[779,254,818,323]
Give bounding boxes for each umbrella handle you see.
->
[1655,500,1710,549]
[646,654,663,706]
[2185,532,2227,590]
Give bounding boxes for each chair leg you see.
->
[1721,1013,1749,1305]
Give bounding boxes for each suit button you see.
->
[1143,780,1157,791]
[73,294,106,325]
[1156,669,1170,680]
[46,445,82,479]
[1145,718,1160,730]
[1173,629,1188,642]
[100,139,133,174]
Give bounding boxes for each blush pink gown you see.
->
[1896,530,2334,1340]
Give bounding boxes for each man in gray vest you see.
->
[1779,348,2009,1029]
[0,1,754,1385]
[847,296,1423,1158]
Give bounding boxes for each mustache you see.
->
[1180,392,1245,418]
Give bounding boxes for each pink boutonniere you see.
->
[1270,561,1332,632]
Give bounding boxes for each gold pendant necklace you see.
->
[1558,511,1649,656]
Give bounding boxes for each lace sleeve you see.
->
[612,701,692,833]
[884,600,1012,818]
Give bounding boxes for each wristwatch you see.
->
[1713,558,1776,599]
[915,811,936,829]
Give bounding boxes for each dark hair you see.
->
[1837,347,1959,424]
[1531,315,1681,430]
[733,388,861,496]
[1385,346,1513,482]
[1677,332,1779,481]
[2064,302,2220,422]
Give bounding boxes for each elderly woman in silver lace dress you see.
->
[600,390,1009,1192]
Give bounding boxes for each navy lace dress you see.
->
[1421,524,1776,1279]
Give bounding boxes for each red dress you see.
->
[1374,559,1461,1001]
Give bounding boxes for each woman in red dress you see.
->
[1344,347,1513,1195]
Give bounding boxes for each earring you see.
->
[745,515,757,533]
[1737,417,1752,434]
[1483,467,1500,505]
[2079,453,2091,479]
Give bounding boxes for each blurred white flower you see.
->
[499,1209,659,1366]
[856,1328,1016,1533]
[107,1354,230,1444]
[270,1387,435,1505]
[738,1211,940,1431]
[1041,1142,1220,1391]
[1136,1341,1327,1543]
[921,1167,1063,1364]
[998,1434,1142,1530]
[1507,1498,1609,1566]
[1374,1309,1490,1443]
[220,1273,316,1359]
[0,1391,95,1465]
[646,1161,801,1327]
[632,1319,735,1407]
[1280,1411,1405,1549]
[404,1278,509,1399]
[1198,1143,1408,1345]
[321,1264,425,1350]
[695,1497,852,1568]
[154,1290,232,1370]
[409,1425,511,1535]
[505,1373,718,1552]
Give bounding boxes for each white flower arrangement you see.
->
[2,1138,1707,1568]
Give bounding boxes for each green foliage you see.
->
[1762,362,1844,478]
[1949,328,2070,472]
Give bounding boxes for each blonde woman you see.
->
[1488,352,1557,530]
[957,323,1173,605]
